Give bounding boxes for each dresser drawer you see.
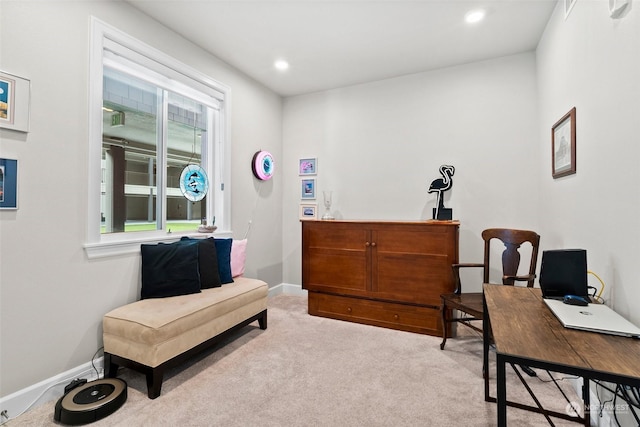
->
[308,292,444,336]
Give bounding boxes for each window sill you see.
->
[83,230,232,259]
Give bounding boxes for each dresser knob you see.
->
[347,307,352,313]
[365,242,370,247]
[394,314,399,320]
[371,242,377,247]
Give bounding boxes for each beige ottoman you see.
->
[103,277,268,398]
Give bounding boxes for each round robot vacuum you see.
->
[54,378,127,425]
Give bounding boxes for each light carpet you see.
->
[8,294,584,426]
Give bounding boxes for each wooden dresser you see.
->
[301,220,459,336]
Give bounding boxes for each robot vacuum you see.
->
[54,378,127,425]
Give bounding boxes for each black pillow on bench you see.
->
[179,237,222,289]
[141,241,201,299]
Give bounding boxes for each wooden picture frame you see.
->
[552,107,576,179]
[0,71,31,133]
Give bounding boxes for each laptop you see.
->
[543,298,640,338]
[539,249,589,299]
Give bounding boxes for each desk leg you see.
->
[583,378,590,427]
[496,353,507,427]
[483,292,491,401]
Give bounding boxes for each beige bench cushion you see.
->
[103,277,268,367]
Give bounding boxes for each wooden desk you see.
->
[483,284,640,426]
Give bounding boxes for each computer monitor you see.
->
[539,249,588,299]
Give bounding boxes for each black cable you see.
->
[92,346,104,379]
[544,370,575,409]
[595,381,614,418]
[535,371,579,383]
[631,387,640,406]
[619,385,640,425]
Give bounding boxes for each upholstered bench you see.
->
[103,277,268,399]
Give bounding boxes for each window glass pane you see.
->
[102,67,159,234]
[166,92,208,232]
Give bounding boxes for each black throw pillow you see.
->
[214,238,234,284]
[140,241,201,299]
[179,237,222,289]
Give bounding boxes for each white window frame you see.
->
[85,17,231,259]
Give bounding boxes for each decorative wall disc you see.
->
[251,150,275,180]
[179,164,209,202]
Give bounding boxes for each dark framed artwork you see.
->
[552,107,576,179]
[0,158,18,209]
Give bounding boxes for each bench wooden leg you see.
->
[258,310,267,330]
[104,353,119,378]
[146,367,164,399]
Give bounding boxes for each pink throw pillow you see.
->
[231,239,247,277]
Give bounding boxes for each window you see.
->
[86,18,231,258]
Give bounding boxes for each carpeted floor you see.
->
[8,294,584,426]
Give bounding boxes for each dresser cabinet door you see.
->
[302,221,370,296]
[372,224,457,307]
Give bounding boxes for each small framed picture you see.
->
[0,71,31,133]
[299,203,318,220]
[0,158,18,209]
[299,158,317,175]
[552,107,576,179]
[301,178,316,199]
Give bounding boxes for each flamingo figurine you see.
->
[428,165,455,220]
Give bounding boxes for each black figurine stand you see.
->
[432,207,453,221]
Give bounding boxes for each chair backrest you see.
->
[481,228,540,287]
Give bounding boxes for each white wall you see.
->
[282,53,541,287]
[537,0,640,324]
[0,1,282,397]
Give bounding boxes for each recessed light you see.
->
[274,60,289,71]
[465,9,486,24]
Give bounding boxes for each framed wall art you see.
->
[299,203,318,220]
[299,158,317,176]
[301,178,316,199]
[552,107,576,179]
[0,158,18,209]
[0,71,31,133]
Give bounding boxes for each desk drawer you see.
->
[308,292,442,336]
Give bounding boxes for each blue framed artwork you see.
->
[0,71,30,133]
[299,203,317,220]
[301,178,316,199]
[0,158,18,209]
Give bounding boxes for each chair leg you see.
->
[440,301,448,350]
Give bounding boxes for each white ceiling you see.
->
[125,0,557,97]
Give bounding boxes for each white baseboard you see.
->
[0,284,304,423]
[268,282,307,297]
[0,358,103,424]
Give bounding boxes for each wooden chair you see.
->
[439,228,540,350]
